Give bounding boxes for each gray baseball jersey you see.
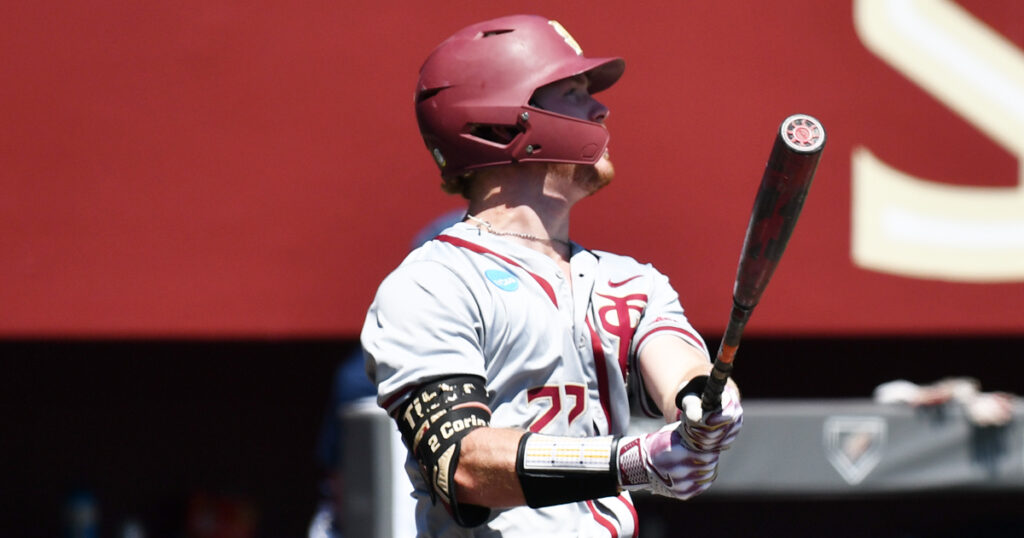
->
[362,222,709,537]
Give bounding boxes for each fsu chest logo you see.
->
[594,275,648,364]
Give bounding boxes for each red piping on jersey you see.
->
[436,234,558,307]
[586,317,614,434]
[635,325,707,354]
[617,493,639,535]
[585,500,619,538]
[381,385,413,413]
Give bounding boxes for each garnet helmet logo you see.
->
[547,20,583,55]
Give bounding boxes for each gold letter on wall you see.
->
[853,0,1024,282]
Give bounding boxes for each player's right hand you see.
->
[616,423,720,500]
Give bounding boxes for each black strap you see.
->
[393,375,492,527]
[515,432,620,508]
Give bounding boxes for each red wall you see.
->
[3,1,1022,338]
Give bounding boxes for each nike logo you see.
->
[608,275,641,287]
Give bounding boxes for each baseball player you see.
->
[361,15,743,537]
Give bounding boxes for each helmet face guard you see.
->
[415,15,625,179]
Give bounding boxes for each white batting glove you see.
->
[616,423,720,500]
[677,385,743,452]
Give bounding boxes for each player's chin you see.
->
[582,153,615,194]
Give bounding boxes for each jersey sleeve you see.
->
[629,266,710,417]
[361,259,487,415]
[632,268,709,358]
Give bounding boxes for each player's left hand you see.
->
[617,423,720,500]
[677,385,743,452]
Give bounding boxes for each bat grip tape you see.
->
[701,301,752,412]
[701,362,732,412]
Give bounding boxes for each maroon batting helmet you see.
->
[415,15,625,179]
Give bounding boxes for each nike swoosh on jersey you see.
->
[608,275,641,287]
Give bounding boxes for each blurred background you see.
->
[3,0,1023,536]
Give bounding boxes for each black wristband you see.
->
[675,375,709,411]
[515,432,620,508]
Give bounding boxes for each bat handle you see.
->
[699,301,753,415]
[700,351,734,413]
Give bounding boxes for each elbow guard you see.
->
[394,375,492,527]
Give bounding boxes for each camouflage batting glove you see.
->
[616,423,720,500]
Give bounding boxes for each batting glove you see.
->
[677,384,744,452]
[616,423,720,500]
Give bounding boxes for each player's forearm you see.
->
[638,335,718,420]
[453,427,528,507]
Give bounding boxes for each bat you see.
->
[683,113,826,421]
